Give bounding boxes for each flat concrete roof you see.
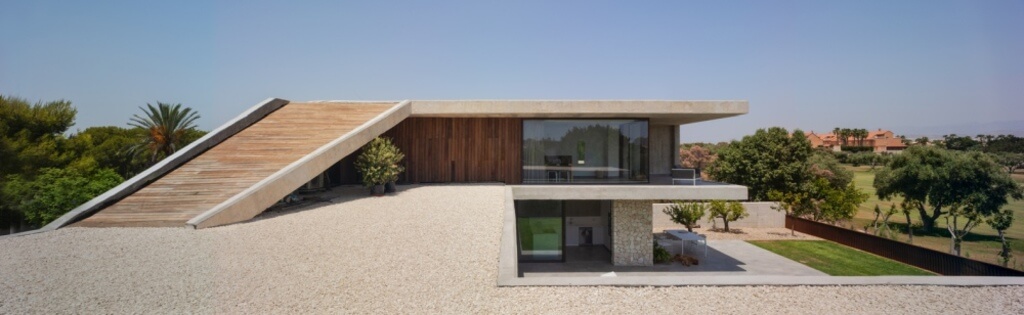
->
[311,100,749,125]
[511,184,749,200]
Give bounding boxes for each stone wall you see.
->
[612,200,654,266]
[652,202,783,231]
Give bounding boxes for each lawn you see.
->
[846,165,1024,269]
[748,240,934,276]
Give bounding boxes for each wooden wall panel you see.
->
[384,118,521,184]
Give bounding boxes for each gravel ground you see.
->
[1,184,1022,314]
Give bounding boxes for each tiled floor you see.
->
[518,240,827,277]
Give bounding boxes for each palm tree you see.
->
[130,102,200,164]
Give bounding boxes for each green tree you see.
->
[991,152,1024,174]
[875,146,1023,239]
[706,127,813,201]
[779,178,867,224]
[987,208,1014,267]
[130,102,201,164]
[940,134,980,151]
[985,134,1024,153]
[67,126,150,178]
[2,168,123,226]
[662,201,706,232]
[0,95,79,227]
[707,200,747,232]
[807,151,854,188]
[0,95,78,178]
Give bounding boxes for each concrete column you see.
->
[672,125,681,167]
[612,200,654,266]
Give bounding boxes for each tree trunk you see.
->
[947,216,961,256]
[871,212,880,236]
[903,211,913,244]
[999,230,1011,267]
[722,215,730,232]
[918,204,941,232]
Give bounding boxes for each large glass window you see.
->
[515,200,563,262]
[522,119,648,184]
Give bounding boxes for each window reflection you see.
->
[522,119,648,184]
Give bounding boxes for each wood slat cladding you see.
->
[74,102,397,227]
[384,118,522,184]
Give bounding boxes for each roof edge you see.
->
[34,97,291,233]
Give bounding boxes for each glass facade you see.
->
[522,119,648,184]
[515,200,563,261]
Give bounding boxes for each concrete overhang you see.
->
[510,184,748,201]
[407,100,748,125]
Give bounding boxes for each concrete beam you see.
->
[409,100,748,125]
[510,185,748,201]
[186,100,412,228]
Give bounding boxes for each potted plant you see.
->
[355,137,405,196]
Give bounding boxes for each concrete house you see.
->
[44,99,749,267]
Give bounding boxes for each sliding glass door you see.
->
[515,200,563,262]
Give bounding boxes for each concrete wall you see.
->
[649,124,672,175]
[612,200,654,266]
[652,202,784,231]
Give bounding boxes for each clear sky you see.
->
[2,1,1022,142]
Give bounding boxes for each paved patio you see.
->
[519,240,826,277]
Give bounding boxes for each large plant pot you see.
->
[384,181,397,193]
[370,184,386,196]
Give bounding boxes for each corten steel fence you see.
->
[786,215,1024,276]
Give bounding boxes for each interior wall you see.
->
[564,200,610,247]
[649,124,673,175]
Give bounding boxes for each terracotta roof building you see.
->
[805,129,907,153]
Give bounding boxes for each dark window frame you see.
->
[520,118,651,185]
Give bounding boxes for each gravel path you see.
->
[1,184,1022,313]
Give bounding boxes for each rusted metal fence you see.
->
[786,215,1024,276]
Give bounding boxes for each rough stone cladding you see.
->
[612,200,654,266]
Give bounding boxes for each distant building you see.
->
[805,129,907,153]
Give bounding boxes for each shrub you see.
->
[662,201,706,232]
[355,137,405,187]
[840,146,873,153]
[653,241,672,263]
[707,200,748,232]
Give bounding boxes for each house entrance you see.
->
[515,200,612,263]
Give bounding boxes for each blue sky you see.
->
[2,1,1022,142]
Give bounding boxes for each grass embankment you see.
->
[846,166,1024,269]
[748,240,933,276]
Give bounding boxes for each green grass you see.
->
[847,165,1024,269]
[748,240,934,276]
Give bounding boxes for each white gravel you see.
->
[1,184,1022,314]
